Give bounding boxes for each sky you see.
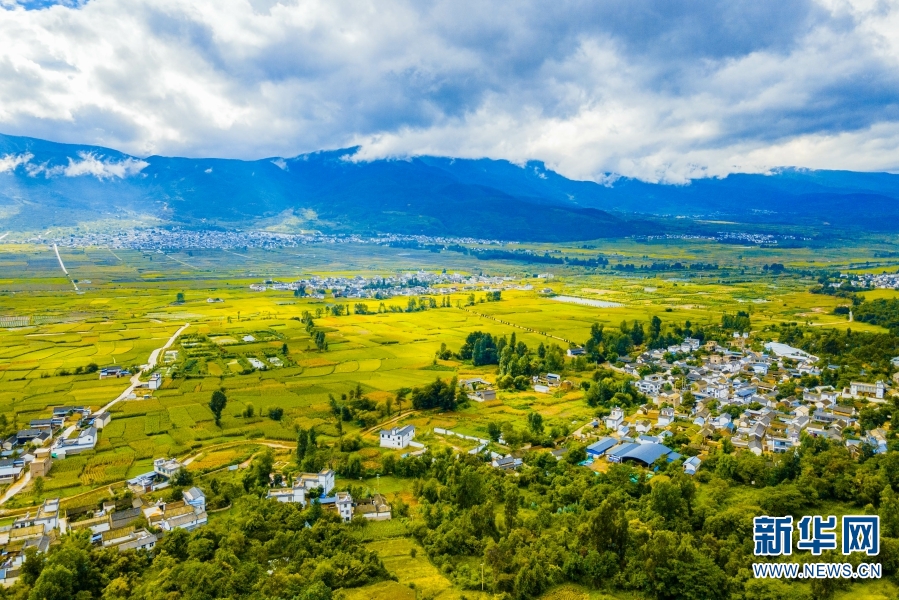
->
[1,0,899,183]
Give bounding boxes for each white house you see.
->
[270,468,336,505]
[380,425,415,449]
[268,487,307,504]
[657,407,675,427]
[51,427,97,459]
[336,492,354,522]
[183,488,206,512]
[605,407,624,430]
[295,469,335,495]
[148,373,162,390]
[153,457,184,478]
[636,380,661,396]
[683,456,701,475]
[850,381,887,399]
[92,412,111,429]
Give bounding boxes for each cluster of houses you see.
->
[0,484,208,586]
[583,337,898,466]
[837,272,899,290]
[532,372,574,394]
[0,408,114,486]
[266,468,392,522]
[249,271,517,300]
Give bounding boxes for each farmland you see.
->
[0,238,896,505]
[2,236,899,598]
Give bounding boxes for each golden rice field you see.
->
[0,240,895,507]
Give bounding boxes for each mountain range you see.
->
[2,133,899,241]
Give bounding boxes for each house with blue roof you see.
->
[586,437,617,458]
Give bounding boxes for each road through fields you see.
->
[98,322,191,414]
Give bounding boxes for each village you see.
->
[247,271,545,300]
[0,325,896,587]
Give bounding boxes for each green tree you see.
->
[209,390,227,426]
[244,449,274,491]
[527,412,544,436]
[172,467,194,487]
[504,484,519,531]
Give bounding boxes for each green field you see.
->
[2,237,898,596]
[0,240,893,504]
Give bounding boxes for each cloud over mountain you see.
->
[1,0,899,183]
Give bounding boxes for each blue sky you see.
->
[1,0,898,183]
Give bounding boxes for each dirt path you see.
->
[361,410,421,436]
[97,322,190,414]
[0,472,31,506]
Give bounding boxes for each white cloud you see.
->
[61,152,148,179]
[0,0,898,183]
[0,152,32,173]
[0,150,147,178]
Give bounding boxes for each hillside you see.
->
[3,133,899,240]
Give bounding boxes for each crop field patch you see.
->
[144,410,171,435]
[168,406,197,428]
[81,450,135,485]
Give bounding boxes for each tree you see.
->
[527,412,544,436]
[244,449,274,491]
[268,407,284,421]
[487,421,501,442]
[32,475,44,498]
[209,390,227,426]
[175,292,185,303]
[243,403,255,418]
[504,484,519,531]
[172,467,194,487]
[411,377,457,412]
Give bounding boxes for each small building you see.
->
[850,381,887,399]
[16,430,50,447]
[460,378,491,390]
[111,529,157,553]
[380,426,415,449]
[473,389,496,401]
[586,437,617,458]
[153,458,184,478]
[52,406,90,418]
[546,373,561,386]
[30,449,52,478]
[566,348,586,357]
[183,487,206,512]
[491,455,523,470]
[50,426,97,459]
[533,384,550,394]
[683,456,702,476]
[335,492,354,522]
[92,412,111,429]
[354,494,392,521]
[604,407,624,430]
[29,418,63,432]
[99,366,123,379]
[148,373,162,390]
[293,469,336,496]
[657,407,675,427]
